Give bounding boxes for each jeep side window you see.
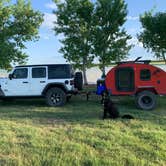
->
[32,68,46,78]
[140,69,151,81]
[48,65,70,79]
[12,68,28,79]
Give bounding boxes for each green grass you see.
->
[0,95,165,166]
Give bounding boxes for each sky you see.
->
[20,0,166,65]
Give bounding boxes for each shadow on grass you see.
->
[0,97,102,124]
[0,96,165,126]
[0,98,47,107]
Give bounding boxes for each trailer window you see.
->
[140,69,151,81]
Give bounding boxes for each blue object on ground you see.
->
[96,84,106,95]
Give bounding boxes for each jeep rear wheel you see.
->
[135,91,157,110]
[45,87,66,107]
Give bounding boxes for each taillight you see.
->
[70,80,74,85]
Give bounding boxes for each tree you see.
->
[0,0,43,69]
[54,0,94,85]
[54,0,131,83]
[138,12,166,63]
[92,0,132,74]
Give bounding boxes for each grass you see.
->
[0,95,165,166]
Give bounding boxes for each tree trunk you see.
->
[82,64,88,85]
[82,53,88,85]
[162,53,166,64]
[101,65,106,78]
[100,59,106,78]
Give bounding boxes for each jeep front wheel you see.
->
[45,87,66,106]
[135,91,157,110]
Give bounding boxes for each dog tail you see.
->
[121,114,134,119]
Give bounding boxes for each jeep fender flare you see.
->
[42,83,68,96]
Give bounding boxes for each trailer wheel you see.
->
[135,91,157,110]
[45,87,66,106]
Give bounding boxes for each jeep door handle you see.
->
[23,81,28,84]
[40,81,46,83]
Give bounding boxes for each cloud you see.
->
[127,16,139,21]
[127,28,141,36]
[40,33,51,40]
[45,2,57,10]
[42,13,57,30]
[128,28,138,34]
[45,1,65,10]
[128,37,143,48]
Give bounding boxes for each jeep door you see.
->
[30,66,47,96]
[5,67,30,96]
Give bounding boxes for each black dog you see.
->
[103,99,134,119]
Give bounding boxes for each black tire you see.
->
[45,87,66,107]
[135,91,157,110]
[74,72,83,91]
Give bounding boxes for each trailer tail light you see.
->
[70,80,74,85]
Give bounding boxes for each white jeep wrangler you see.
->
[0,64,83,106]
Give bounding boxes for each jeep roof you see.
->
[15,64,71,67]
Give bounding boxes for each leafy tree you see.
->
[92,0,132,74]
[0,0,43,69]
[138,12,166,63]
[54,0,94,85]
[54,0,131,83]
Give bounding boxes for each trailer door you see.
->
[115,67,134,92]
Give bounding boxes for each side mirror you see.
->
[9,74,13,80]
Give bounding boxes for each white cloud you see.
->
[42,13,57,30]
[45,2,57,10]
[127,27,144,36]
[127,16,139,21]
[45,1,66,10]
[128,37,143,48]
[128,28,138,34]
[40,33,51,40]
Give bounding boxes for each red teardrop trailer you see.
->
[100,57,166,110]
